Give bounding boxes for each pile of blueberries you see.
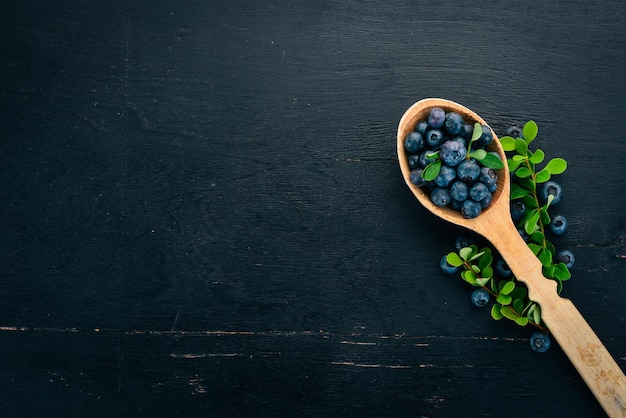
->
[404,107,501,218]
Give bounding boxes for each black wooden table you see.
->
[2,1,625,417]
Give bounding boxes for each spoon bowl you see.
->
[397,98,626,417]
[397,98,509,236]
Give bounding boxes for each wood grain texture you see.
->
[1,0,625,417]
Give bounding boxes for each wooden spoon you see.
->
[397,98,626,417]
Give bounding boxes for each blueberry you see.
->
[475,125,493,148]
[530,331,551,353]
[454,235,476,251]
[555,249,575,269]
[434,165,457,188]
[517,227,530,242]
[425,129,445,148]
[540,181,563,205]
[427,107,446,128]
[439,140,467,167]
[404,131,424,153]
[461,199,481,218]
[450,199,463,211]
[506,125,524,139]
[550,215,568,235]
[479,191,492,209]
[440,254,459,274]
[478,167,497,191]
[443,112,464,136]
[460,123,474,140]
[510,201,526,221]
[495,258,512,277]
[469,182,489,201]
[409,169,428,187]
[457,159,480,182]
[415,121,429,135]
[471,288,490,307]
[449,181,469,201]
[430,187,451,207]
[408,154,421,170]
[419,150,438,167]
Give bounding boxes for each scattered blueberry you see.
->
[495,258,512,277]
[439,140,467,167]
[457,159,480,182]
[443,112,465,136]
[506,125,524,139]
[471,288,490,307]
[530,331,551,353]
[449,181,469,202]
[540,181,563,205]
[425,129,445,148]
[440,255,459,274]
[427,107,446,128]
[555,249,575,269]
[549,215,568,235]
[469,182,489,202]
[510,201,526,221]
[430,187,451,207]
[404,131,424,153]
[461,199,481,218]
[454,235,476,251]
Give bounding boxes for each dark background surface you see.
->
[1,1,625,417]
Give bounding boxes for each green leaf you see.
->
[471,123,483,141]
[530,231,544,244]
[508,158,522,171]
[528,148,545,164]
[469,250,485,261]
[554,262,571,281]
[522,120,538,143]
[461,270,477,285]
[535,168,551,183]
[500,306,518,320]
[515,166,533,178]
[481,266,493,279]
[514,316,529,326]
[421,160,441,181]
[491,304,503,320]
[471,264,481,274]
[539,207,551,225]
[496,294,512,305]
[446,252,464,267]
[532,304,541,324]
[510,287,527,301]
[538,248,553,267]
[527,243,542,255]
[510,183,530,200]
[513,298,525,314]
[477,252,493,271]
[500,136,516,151]
[476,277,491,287]
[469,149,487,160]
[514,138,528,155]
[544,157,567,175]
[500,281,515,295]
[524,210,541,235]
[459,247,474,262]
[478,153,505,169]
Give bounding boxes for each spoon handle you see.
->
[491,224,626,417]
